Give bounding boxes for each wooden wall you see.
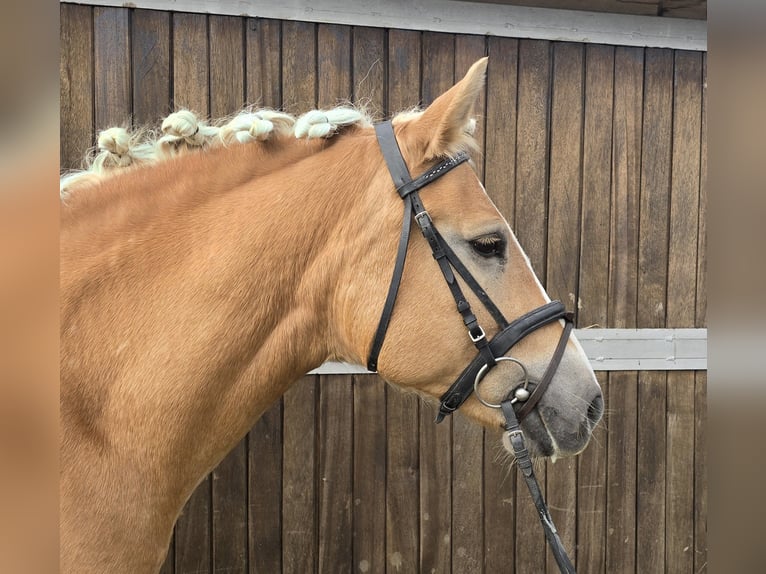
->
[60,4,707,573]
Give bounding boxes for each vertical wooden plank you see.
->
[170,16,211,571]
[665,50,702,574]
[575,42,614,574]
[419,32,455,574]
[545,42,584,573]
[208,15,248,574]
[317,24,352,107]
[352,26,386,118]
[175,477,212,574]
[131,9,170,125]
[352,375,386,574]
[483,37,519,574]
[351,28,387,574]
[514,38,551,574]
[209,15,245,117]
[636,47,674,574]
[93,7,131,130]
[246,18,282,108]
[247,400,283,574]
[318,375,354,574]
[514,39,551,268]
[244,17,283,574]
[696,53,707,332]
[315,29,354,574]
[172,12,209,113]
[282,25,318,569]
[283,376,319,573]
[484,37,518,223]
[606,45,643,574]
[282,21,317,114]
[60,3,94,170]
[451,36,487,574]
[694,55,708,574]
[385,32,421,574]
[694,371,707,574]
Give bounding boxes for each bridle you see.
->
[368,120,577,574]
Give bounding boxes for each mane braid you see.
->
[60,105,373,198]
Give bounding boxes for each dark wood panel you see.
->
[247,401,283,573]
[575,42,614,574]
[317,24,352,108]
[318,375,354,574]
[172,12,209,113]
[209,15,245,116]
[665,50,702,574]
[605,45,643,573]
[208,19,248,573]
[352,375,387,574]
[282,21,317,113]
[385,29,421,574]
[132,9,171,125]
[484,37,518,223]
[60,3,94,170]
[418,31,455,574]
[545,43,584,572]
[93,7,131,130]
[351,31,387,574]
[513,37,552,574]
[282,376,318,573]
[636,47,674,574]
[450,36,488,574]
[246,18,282,108]
[514,39,551,274]
[352,27,386,117]
[483,36,520,574]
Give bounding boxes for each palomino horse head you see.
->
[332,58,603,458]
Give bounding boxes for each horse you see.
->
[60,58,603,573]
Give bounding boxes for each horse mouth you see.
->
[500,405,598,461]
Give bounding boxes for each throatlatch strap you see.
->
[502,400,577,574]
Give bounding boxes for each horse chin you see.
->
[500,410,557,460]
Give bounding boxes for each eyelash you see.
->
[470,235,506,258]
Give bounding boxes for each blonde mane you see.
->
[60,104,481,199]
[60,106,374,198]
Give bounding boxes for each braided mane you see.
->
[60,106,373,198]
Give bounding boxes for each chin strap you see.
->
[501,399,577,574]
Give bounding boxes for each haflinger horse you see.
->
[60,58,603,573]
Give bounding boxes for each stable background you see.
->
[59,1,707,572]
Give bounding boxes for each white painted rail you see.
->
[62,0,707,51]
[308,328,707,374]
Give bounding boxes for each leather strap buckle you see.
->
[469,325,486,343]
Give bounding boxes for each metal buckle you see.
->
[414,210,432,227]
[469,326,486,343]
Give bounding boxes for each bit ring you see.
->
[473,357,529,409]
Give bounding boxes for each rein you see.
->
[369,120,576,574]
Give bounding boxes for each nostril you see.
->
[587,394,604,424]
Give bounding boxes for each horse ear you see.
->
[409,57,487,159]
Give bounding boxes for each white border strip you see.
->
[62,0,706,51]
[309,328,707,374]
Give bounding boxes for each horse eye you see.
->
[470,235,505,258]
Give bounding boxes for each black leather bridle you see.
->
[368,120,577,574]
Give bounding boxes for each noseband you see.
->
[369,121,577,574]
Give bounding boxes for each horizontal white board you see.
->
[62,0,707,51]
[308,328,707,374]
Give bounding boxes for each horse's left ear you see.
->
[408,57,487,159]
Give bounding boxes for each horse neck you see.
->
[60,133,379,499]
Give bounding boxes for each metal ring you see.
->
[473,357,529,409]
